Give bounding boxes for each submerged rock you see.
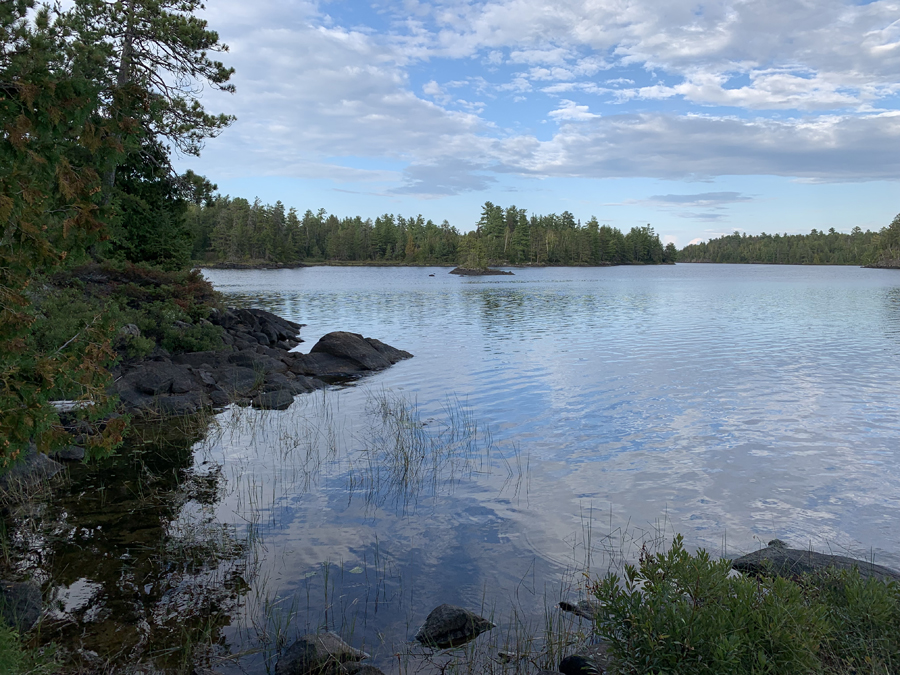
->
[731,539,900,583]
[414,604,495,648]
[275,632,369,675]
[252,390,294,411]
[559,599,603,620]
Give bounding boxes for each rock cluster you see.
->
[114,308,412,416]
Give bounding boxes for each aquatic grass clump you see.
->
[589,535,900,675]
[354,389,522,512]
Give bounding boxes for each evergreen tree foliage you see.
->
[679,227,880,265]
[189,199,675,266]
[0,1,127,463]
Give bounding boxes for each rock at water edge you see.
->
[414,604,495,648]
[732,539,900,583]
[275,632,369,675]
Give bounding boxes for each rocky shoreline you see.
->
[113,307,412,416]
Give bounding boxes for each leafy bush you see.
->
[592,535,857,675]
[808,568,900,673]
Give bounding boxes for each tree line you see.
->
[187,199,679,266]
[678,224,898,265]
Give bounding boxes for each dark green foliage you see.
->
[107,141,192,269]
[806,569,900,672]
[592,535,900,675]
[51,262,224,355]
[189,199,672,266]
[679,227,878,265]
[0,616,56,674]
[1,1,127,464]
[870,213,900,267]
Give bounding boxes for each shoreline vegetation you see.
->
[678,216,900,267]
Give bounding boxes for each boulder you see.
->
[209,389,231,407]
[172,350,228,369]
[0,449,64,496]
[275,632,369,675]
[559,643,610,675]
[252,390,294,411]
[132,362,196,396]
[0,580,41,632]
[156,392,209,416]
[212,366,261,395]
[732,539,900,583]
[264,373,316,395]
[288,353,366,379]
[228,351,288,374]
[50,445,86,462]
[311,332,392,371]
[364,338,413,364]
[414,604,495,649]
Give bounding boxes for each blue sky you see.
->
[176,0,900,246]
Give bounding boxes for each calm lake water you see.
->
[29,264,900,673]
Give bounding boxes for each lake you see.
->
[30,263,900,673]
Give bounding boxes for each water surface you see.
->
[32,264,900,672]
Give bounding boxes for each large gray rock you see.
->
[0,580,41,631]
[275,632,369,675]
[252,390,294,411]
[414,604,495,649]
[212,366,261,394]
[49,445,86,462]
[228,351,288,374]
[155,392,209,416]
[732,539,900,583]
[311,332,393,371]
[363,338,413,364]
[0,450,64,496]
[128,362,198,396]
[288,353,367,379]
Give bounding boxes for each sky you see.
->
[175,0,900,246]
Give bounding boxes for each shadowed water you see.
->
[13,264,900,673]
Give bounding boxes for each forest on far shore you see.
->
[186,195,900,268]
[679,221,900,266]
[186,199,677,266]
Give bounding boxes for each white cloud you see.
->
[186,0,900,199]
[548,100,601,121]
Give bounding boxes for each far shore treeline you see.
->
[680,220,900,266]
[186,196,900,269]
[187,199,677,266]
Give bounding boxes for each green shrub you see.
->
[591,536,900,675]
[591,535,828,675]
[0,617,55,675]
[806,569,900,673]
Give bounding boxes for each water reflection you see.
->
[4,418,253,672]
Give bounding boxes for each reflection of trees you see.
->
[4,418,253,672]
[882,288,900,348]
